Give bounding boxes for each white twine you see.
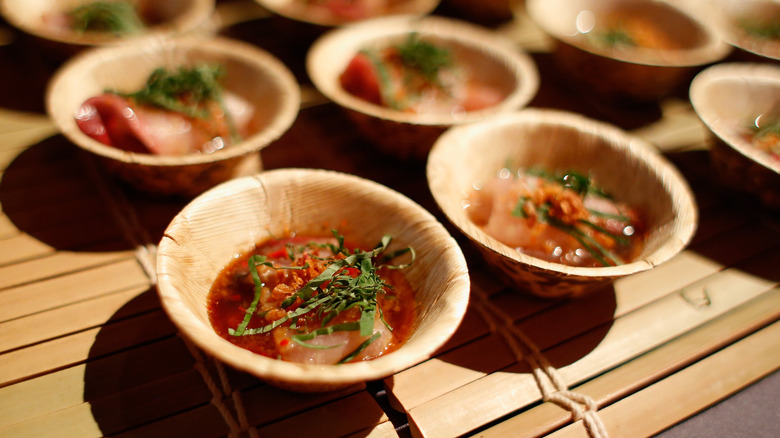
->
[472,290,608,438]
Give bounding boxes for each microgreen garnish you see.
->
[116,64,241,143]
[69,1,144,35]
[229,232,414,363]
[396,33,452,85]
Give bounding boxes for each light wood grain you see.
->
[0,258,149,322]
[548,321,780,438]
[474,288,780,437]
[407,263,777,437]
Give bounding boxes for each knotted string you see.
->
[472,289,608,438]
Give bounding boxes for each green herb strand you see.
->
[69,1,144,35]
[338,332,382,364]
[228,232,413,364]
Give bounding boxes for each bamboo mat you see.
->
[1,2,779,437]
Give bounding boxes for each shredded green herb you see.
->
[116,64,241,143]
[69,1,144,35]
[396,33,453,85]
[738,19,780,40]
[509,169,630,266]
[228,231,414,364]
[753,120,780,141]
[592,27,636,48]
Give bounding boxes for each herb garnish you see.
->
[228,231,415,364]
[510,169,629,266]
[738,19,780,40]
[69,1,144,35]
[396,33,453,85]
[117,64,241,143]
[592,27,636,48]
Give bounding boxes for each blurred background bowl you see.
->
[524,0,730,102]
[156,168,471,392]
[690,62,780,209]
[255,0,440,29]
[0,0,216,58]
[692,0,780,63]
[427,108,698,298]
[306,14,539,161]
[46,35,300,197]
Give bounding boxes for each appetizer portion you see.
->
[43,1,151,36]
[586,14,682,51]
[301,0,403,21]
[75,64,255,155]
[208,232,417,365]
[467,167,646,267]
[744,117,780,161]
[339,33,506,114]
[735,13,780,42]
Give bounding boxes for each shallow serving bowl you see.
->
[255,0,440,28]
[46,36,300,197]
[427,108,698,298]
[525,0,730,102]
[696,0,780,62]
[0,0,215,56]
[156,168,470,392]
[306,14,539,161]
[690,62,780,209]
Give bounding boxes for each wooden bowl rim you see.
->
[426,108,698,279]
[0,0,216,47]
[306,14,540,126]
[702,0,780,61]
[45,35,301,167]
[255,0,441,28]
[524,0,731,67]
[690,62,780,175]
[156,168,471,386]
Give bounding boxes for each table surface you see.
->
[0,1,778,437]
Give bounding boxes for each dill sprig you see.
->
[396,33,453,84]
[69,1,144,35]
[228,231,415,364]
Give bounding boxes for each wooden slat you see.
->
[256,391,389,437]
[0,258,149,321]
[0,370,212,437]
[0,233,53,266]
[0,310,177,387]
[547,321,780,438]
[388,249,718,415]
[0,336,194,428]
[475,288,780,437]
[0,250,135,291]
[407,263,778,437]
[0,285,155,352]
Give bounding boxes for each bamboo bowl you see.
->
[690,63,780,209]
[695,0,780,62]
[46,36,300,197]
[255,0,440,28]
[427,108,698,298]
[156,168,470,392]
[0,0,215,56]
[525,0,730,102]
[306,14,539,161]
